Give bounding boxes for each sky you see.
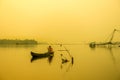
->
[0,0,120,43]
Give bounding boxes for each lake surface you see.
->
[0,44,120,80]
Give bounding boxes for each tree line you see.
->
[0,39,38,45]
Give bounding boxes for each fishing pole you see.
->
[60,44,74,64]
[63,46,72,58]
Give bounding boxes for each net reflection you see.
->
[89,45,120,79]
[60,54,74,72]
[90,46,116,64]
[108,47,116,64]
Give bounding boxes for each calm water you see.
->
[0,44,120,80]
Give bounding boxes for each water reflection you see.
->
[60,54,74,72]
[58,45,74,72]
[30,51,54,64]
[107,47,120,80]
[108,47,116,64]
[89,45,120,79]
[30,50,74,72]
[90,46,116,64]
[31,55,54,64]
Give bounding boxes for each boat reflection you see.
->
[31,54,54,64]
[48,56,54,64]
[30,51,74,71]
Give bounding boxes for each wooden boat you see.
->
[31,53,54,63]
[31,51,54,58]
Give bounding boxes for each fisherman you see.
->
[48,46,54,53]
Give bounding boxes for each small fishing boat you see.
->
[31,51,54,58]
[31,53,54,63]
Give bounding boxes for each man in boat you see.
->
[48,46,54,53]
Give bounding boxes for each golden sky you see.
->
[0,0,120,43]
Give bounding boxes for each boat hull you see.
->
[31,51,54,58]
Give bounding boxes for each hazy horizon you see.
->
[0,0,120,43]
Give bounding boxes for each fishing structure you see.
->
[89,29,120,48]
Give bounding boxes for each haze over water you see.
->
[0,0,120,80]
[0,45,120,80]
